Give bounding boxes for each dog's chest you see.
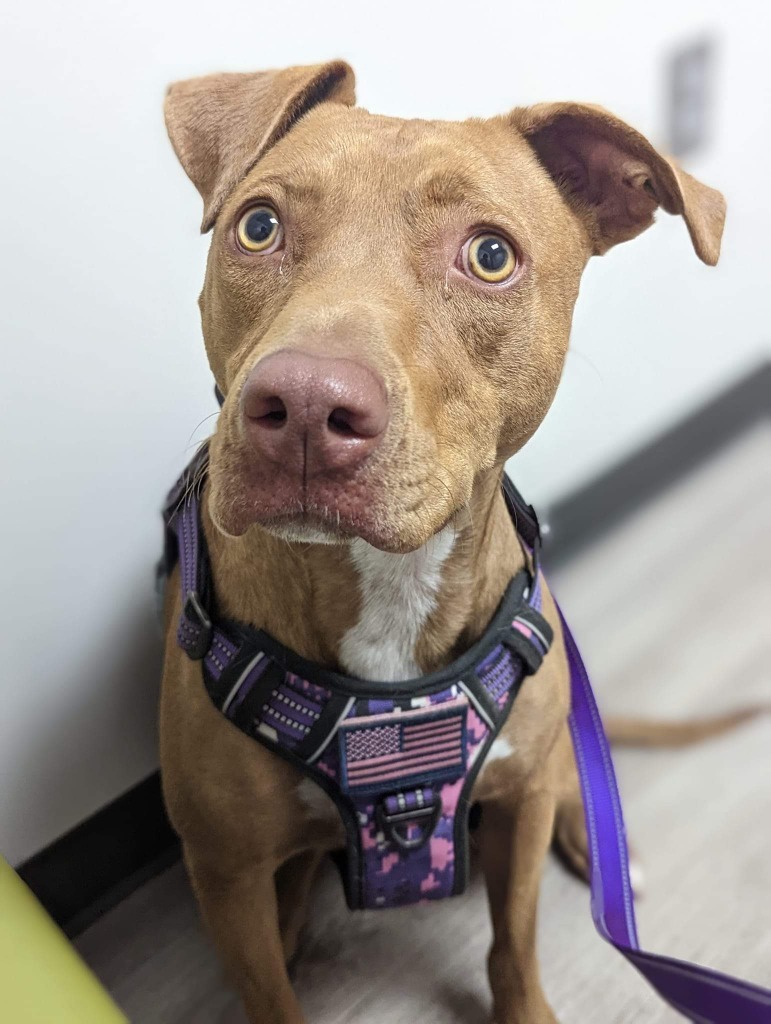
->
[338,528,455,682]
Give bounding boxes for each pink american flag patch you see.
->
[343,712,465,789]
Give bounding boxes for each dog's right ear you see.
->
[165,61,355,232]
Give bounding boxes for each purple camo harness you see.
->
[162,450,771,1022]
[163,451,553,908]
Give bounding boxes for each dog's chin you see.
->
[261,521,346,546]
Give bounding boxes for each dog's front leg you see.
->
[186,850,305,1024]
[478,789,559,1024]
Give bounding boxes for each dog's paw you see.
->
[629,856,646,898]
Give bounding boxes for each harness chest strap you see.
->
[161,455,771,1022]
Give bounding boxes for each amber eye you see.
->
[236,205,282,253]
[463,233,517,283]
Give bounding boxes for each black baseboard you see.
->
[17,361,769,937]
[17,773,179,938]
[543,362,770,568]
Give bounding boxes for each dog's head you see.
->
[165,61,725,553]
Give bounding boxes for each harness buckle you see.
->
[376,791,442,851]
[505,604,554,675]
[181,590,213,660]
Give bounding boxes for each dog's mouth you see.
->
[217,500,460,556]
[227,501,380,547]
[208,467,401,549]
[207,446,460,553]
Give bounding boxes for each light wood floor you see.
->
[76,423,771,1023]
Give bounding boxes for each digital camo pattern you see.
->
[190,616,527,910]
[315,687,499,908]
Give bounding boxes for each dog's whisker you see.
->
[182,433,215,456]
[566,346,604,383]
[168,443,211,522]
[185,411,220,449]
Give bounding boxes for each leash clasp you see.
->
[376,790,442,851]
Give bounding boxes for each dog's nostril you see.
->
[328,407,357,436]
[249,395,287,428]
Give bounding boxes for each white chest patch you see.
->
[483,736,514,766]
[339,527,456,682]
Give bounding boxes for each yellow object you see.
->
[0,856,128,1023]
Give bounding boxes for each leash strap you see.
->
[559,606,771,1023]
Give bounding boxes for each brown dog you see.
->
[160,60,726,1023]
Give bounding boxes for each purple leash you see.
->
[559,606,771,1023]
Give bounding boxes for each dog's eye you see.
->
[463,233,517,283]
[236,205,283,254]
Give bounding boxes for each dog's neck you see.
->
[338,526,458,680]
[205,468,524,679]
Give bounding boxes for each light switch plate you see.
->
[666,38,715,157]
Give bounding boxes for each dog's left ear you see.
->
[165,61,356,232]
[511,102,725,265]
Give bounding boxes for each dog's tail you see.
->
[606,705,767,748]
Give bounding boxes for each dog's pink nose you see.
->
[242,350,389,476]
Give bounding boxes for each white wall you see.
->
[1,0,768,864]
